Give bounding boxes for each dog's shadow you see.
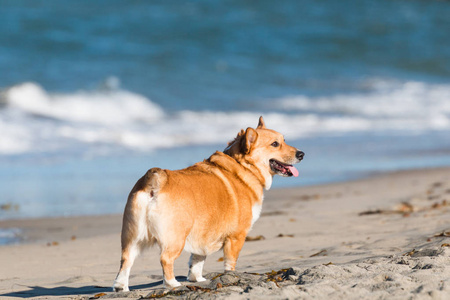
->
[0,278,184,298]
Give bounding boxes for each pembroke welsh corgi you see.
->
[113,116,304,291]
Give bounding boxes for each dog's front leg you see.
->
[187,254,207,282]
[222,234,246,271]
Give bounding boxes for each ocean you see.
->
[1,0,450,223]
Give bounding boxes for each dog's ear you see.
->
[224,128,258,155]
[257,116,266,129]
[241,127,258,154]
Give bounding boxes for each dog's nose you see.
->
[296,151,305,160]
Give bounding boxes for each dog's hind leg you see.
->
[113,192,151,292]
[113,169,161,292]
[158,216,190,287]
[187,254,207,282]
[160,241,185,288]
[113,242,140,292]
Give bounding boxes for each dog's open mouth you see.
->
[269,159,299,177]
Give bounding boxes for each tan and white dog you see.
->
[113,116,304,291]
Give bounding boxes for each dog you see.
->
[113,116,304,291]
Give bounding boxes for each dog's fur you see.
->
[113,116,304,291]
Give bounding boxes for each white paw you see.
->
[164,278,181,288]
[112,282,129,292]
[188,272,206,282]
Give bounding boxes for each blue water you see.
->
[1,0,450,220]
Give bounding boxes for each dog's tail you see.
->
[142,167,167,197]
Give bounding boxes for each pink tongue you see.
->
[287,165,299,177]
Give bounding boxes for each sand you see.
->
[1,167,449,299]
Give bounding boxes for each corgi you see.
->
[113,116,304,291]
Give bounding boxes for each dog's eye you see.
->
[271,141,279,147]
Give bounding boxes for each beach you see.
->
[1,167,449,299]
[2,1,450,299]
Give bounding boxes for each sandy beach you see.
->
[1,167,449,299]
[3,1,450,299]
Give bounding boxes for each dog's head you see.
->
[224,116,304,188]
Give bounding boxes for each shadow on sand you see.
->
[0,280,167,298]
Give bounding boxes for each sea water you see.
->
[1,0,450,220]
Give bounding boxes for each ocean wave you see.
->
[275,79,450,131]
[5,81,164,125]
[0,80,449,156]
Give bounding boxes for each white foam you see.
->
[0,117,31,154]
[1,82,167,154]
[6,82,164,125]
[0,79,449,156]
[276,80,450,132]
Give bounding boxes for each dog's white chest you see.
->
[251,202,262,226]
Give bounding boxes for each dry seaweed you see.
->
[360,199,449,217]
[277,233,294,238]
[359,209,385,216]
[245,235,265,241]
[310,249,327,257]
[89,293,106,299]
[185,285,212,292]
[433,231,450,237]
[264,268,295,287]
[260,211,286,217]
[403,249,416,256]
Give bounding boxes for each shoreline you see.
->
[2,166,449,238]
[0,167,449,299]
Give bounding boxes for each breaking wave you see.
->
[1,79,449,156]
